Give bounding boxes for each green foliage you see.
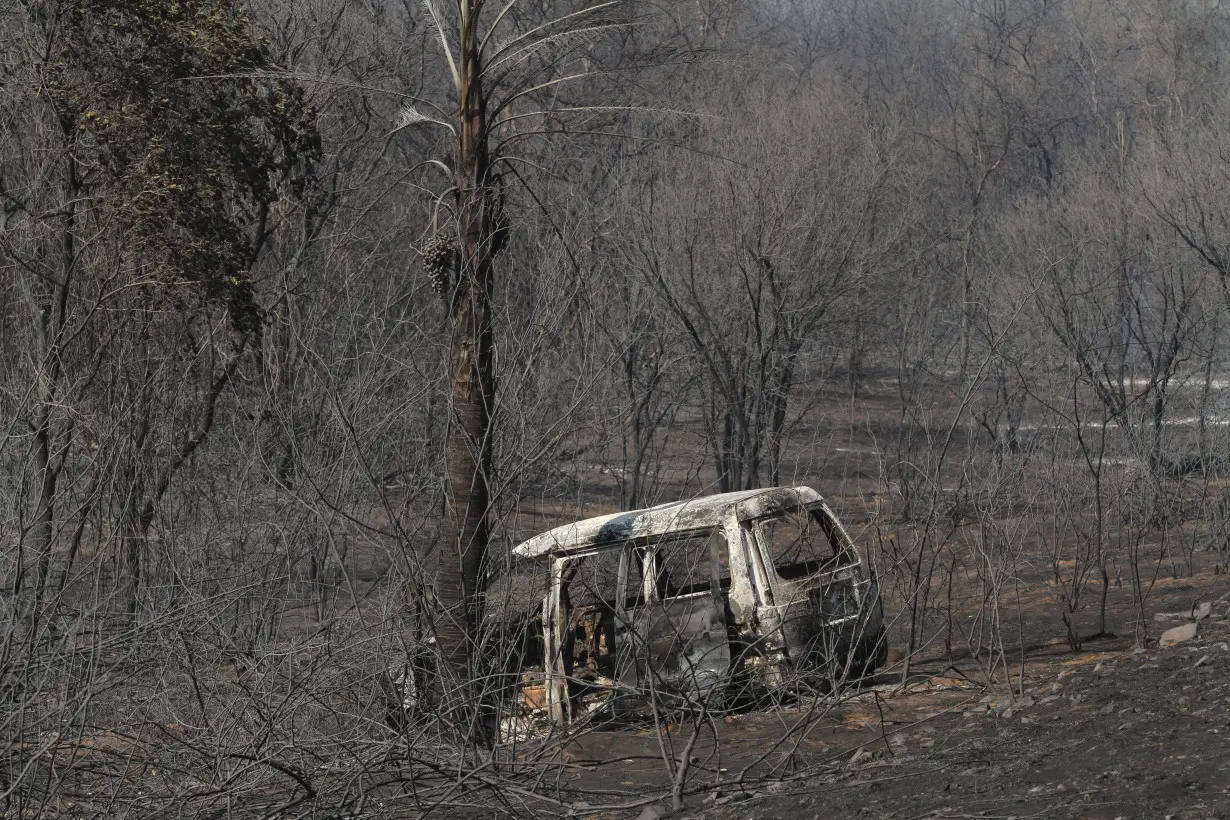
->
[47,0,321,335]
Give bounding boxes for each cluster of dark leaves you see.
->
[45,0,321,336]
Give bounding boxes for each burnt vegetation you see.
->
[2,0,1230,817]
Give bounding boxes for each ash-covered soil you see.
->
[543,580,1230,820]
[706,622,1229,820]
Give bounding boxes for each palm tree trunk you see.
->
[437,0,498,745]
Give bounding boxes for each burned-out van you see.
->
[492,487,888,727]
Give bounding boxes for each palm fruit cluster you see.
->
[421,231,458,294]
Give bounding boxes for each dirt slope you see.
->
[691,599,1230,820]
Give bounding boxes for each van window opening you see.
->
[756,507,856,581]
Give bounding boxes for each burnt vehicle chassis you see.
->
[493,487,888,729]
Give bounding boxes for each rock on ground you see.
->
[1159,622,1198,647]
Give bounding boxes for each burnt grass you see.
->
[513,377,1230,820]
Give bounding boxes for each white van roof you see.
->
[510,486,822,561]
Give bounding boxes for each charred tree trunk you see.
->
[22,124,78,603]
[118,493,154,618]
[436,0,499,744]
[766,353,797,488]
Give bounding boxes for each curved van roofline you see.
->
[510,486,823,562]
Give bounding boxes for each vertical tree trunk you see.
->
[436,0,498,742]
[766,354,796,488]
[119,494,152,617]
[24,125,78,603]
[29,416,58,599]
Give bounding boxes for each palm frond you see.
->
[393,105,457,136]
[422,0,461,92]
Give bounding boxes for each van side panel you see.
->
[620,594,731,702]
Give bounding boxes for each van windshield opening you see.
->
[756,507,856,581]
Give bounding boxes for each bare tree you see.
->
[625,77,914,492]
